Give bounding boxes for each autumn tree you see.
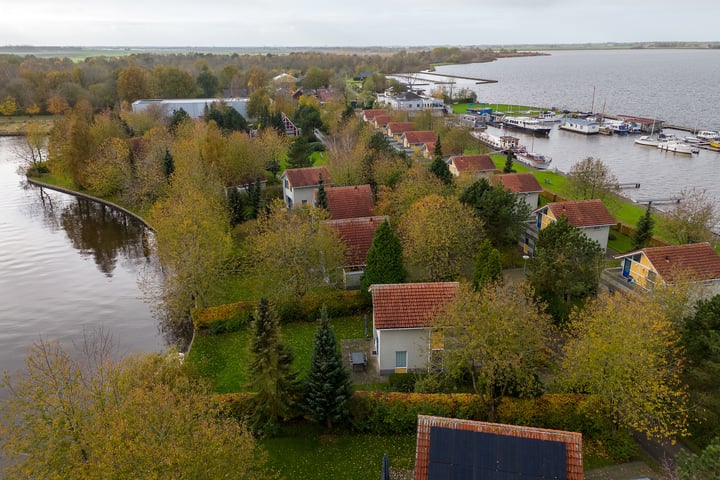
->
[566,156,618,201]
[303,306,353,430]
[559,291,689,440]
[148,135,232,324]
[245,199,346,298]
[247,298,299,435]
[16,121,48,175]
[360,219,406,295]
[459,177,532,247]
[526,216,604,322]
[117,66,150,103]
[152,66,197,98]
[662,187,719,244]
[472,239,503,291]
[0,332,273,479]
[84,137,132,196]
[196,66,219,97]
[0,95,17,115]
[375,164,444,221]
[631,205,656,250]
[435,282,551,421]
[400,194,483,281]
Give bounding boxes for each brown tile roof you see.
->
[373,115,392,127]
[370,282,459,330]
[328,216,386,266]
[403,130,437,145]
[449,154,496,173]
[492,172,542,193]
[325,184,374,220]
[386,122,416,135]
[546,199,616,227]
[362,109,388,121]
[616,242,720,284]
[421,141,436,153]
[282,166,330,189]
[414,415,584,480]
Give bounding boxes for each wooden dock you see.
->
[413,71,498,85]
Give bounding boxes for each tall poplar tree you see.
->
[247,298,299,435]
[303,306,353,430]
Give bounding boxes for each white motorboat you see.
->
[696,130,720,141]
[515,150,552,170]
[559,118,600,134]
[634,135,661,147]
[536,111,564,123]
[683,135,700,144]
[657,141,695,154]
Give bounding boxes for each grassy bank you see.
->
[0,115,54,136]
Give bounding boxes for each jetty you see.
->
[416,71,498,85]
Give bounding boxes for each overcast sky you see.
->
[2,0,718,47]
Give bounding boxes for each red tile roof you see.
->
[546,199,616,227]
[414,416,584,480]
[373,115,392,127]
[387,122,416,135]
[616,242,720,284]
[492,172,542,193]
[362,109,388,121]
[325,184,374,220]
[282,166,330,189]
[449,154,496,173]
[328,216,386,266]
[370,282,459,329]
[403,130,437,145]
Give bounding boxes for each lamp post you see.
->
[522,255,530,275]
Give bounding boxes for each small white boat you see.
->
[515,150,552,170]
[537,111,564,123]
[683,136,700,144]
[634,135,661,147]
[559,118,600,134]
[696,130,720,141]
[658,141,695,154]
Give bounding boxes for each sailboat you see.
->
[634,114,661,147]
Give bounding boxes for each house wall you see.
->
[375,328,429,375]
[519,192,540,211]
[282,183,316,208]
[581,225,611,252]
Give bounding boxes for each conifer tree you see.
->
[247,298,299,435]
[429,156,453,186]
[316,173,328,209]
[228,187,245,226]
[503,149,515,173]
[303,306,353,430]
[631,206,655,250]
[162,148,175,178]
[472,238,504,291]
[433,135,443,159]
[360,220,406,296]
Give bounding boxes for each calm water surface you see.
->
[0,136,166,378]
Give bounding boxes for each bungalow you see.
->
[534,199,616,252]
[324,184,375,220]
[402,130,437,151]
[377,91,445,111]
[361,109,388,123]
[613,242,720,294]
[272,73,297,93]
[386,122,416,140]
[491,173,543,211]
[328,216,387,289]
[369,282,459,375]
[280,166,330,209]
[372,114,392,129]
[446,154,496,179]
[420,141,437,159]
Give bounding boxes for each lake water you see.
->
[0,136,166,378]
[431,49,720,208]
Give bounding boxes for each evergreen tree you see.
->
[429,156,453,186]
[303,306,353,430]
[247,298,299,435]
[162,148,175,178]
[286,136,314,169]
[228,187,245,226]
[316,173,328,209]
[168,108,190,133]
[433,135,443,159]
[631,206,655,250]
[472,239,504,291]
[503,149,515,173]
[360,220,406,296]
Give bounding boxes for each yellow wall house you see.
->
[613,242,720,293]
[534,199,616,253]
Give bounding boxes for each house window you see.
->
[301,199,307,205]
[395,351,407,369]
[284,179,289,189]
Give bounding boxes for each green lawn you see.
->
[188,315,366,393]
[262,430,416,480]
[454,102,550,115]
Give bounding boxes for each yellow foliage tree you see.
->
[559,291,689,440]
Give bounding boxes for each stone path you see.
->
[585,461,663,480]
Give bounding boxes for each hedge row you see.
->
[193,290,369,334]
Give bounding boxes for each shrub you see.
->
[388,373,422,393]
[274,290,368,323]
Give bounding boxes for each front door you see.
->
[395,351,407,374]
[622,258,631,278]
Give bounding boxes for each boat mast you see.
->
[590,86,596,113]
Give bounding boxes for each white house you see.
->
[491,173,543,211]
[369,282,459,375]
[534,199,616,253]
[280,166,330,209]
[376,91,445,111]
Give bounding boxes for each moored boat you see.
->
[536,111,564,123]
[502,116,552,136]
[657,141,695,154]
[696,130,720,141]
[598,125,613,135]
[559,118,600,134]
[472,131,520,151]
[514,149,552,169]
[634,135,661,147]
[710,140,720,149]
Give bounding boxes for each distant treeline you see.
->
[0,47,529,115]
